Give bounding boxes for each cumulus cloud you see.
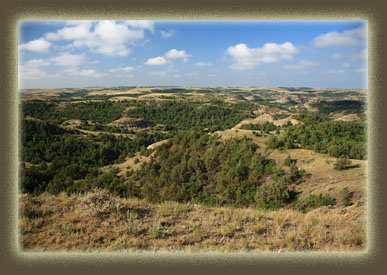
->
[19,61,46,80]
[44,20,150,56]
[313,25,367,47]
[226,42,298,70]
[164,49,192,62]
[342,62,351,68]
[195,62,212,67]
[283,60,319,69]
[49,52,85,66]
[18,59,51,80]
[18,67,47,80]
[145,48,192,66]
[19,39,51,52]
[160,30,175,38]
[125,20,155,33]
[145,56,168,65]
[62,68,105,78]
[109,66,134,73]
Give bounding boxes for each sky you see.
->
[18,20,368,89]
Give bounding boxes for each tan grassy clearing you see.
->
[20,190,366,252]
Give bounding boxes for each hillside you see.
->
[20,189,366,252]
[19,86,368,252]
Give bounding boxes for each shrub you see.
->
[255,182,290,210]
[333,156,351,170]
[341,187,353,207]
[295,193,335,211]
[283,155,294,166]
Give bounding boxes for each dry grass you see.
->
[20,189,366,252]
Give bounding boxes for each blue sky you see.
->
[18,20,368,89]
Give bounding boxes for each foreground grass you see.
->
[20,189,366,252]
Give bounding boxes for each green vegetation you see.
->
[333,156,352,170]
[294,193,336,212]
[240,121,277,132]
[22,101,126,124]
[311,100,365,115]
[126,127,304,208]
[341,187,353,207]
[269,113,366,159]
[273,113,290,120]
[21,118,167,195]
[125,100,254,131]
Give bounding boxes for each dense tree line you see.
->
[266,113,366,159]
[21,118,167,195]
[125,100,254,131]
[126,127,304,208]
[22,101,126,124]
[311,100,365,115]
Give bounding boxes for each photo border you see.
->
[1,0,385,274]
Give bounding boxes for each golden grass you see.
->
[20,190,366,252]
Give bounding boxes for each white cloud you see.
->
[78,69,104,78]
[323,69,346,74]
[208,74,217,78]
[226,42,298,70]
[18,66,47,80]
[353,48,368,60]
[356,67,367,73]
[164,49,192,62]
[160,30,175,38]
[62,68,105,78]
[313,26,367,47]
[45,20,149,56]
[45,21,93,41]
[145,48,192,66]
[145,56,168,65]
[109,66,134,73]
[195,62,212,67]
[342,62,351,68]
[49,52,85,66]
[119,66,134,72]
[283,60,319,69]
[19,39,51,52]
[148,71,167,77]
[125,20,155,33]
[24,59,51,67]
[332,53,344,59]
[173,74,180,78]
[18,59,51,80]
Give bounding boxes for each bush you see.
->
[341,187,353,207]
[255,182,290,210]
[283,155,294,166]
[333,156,351,170]
[295,193,335,211]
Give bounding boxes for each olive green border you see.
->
[1,0,385,274]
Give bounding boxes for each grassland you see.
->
[19,86,368,252]
[20,189,366,252]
